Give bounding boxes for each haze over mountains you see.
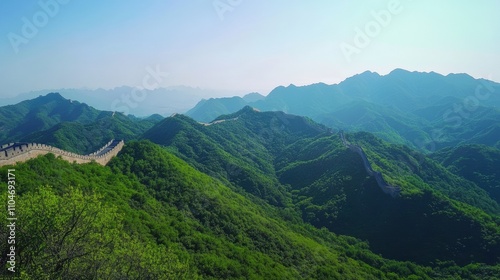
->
[0,86,248,117]
[5,69,498,145]
[1,69,500,278]
[187,69,500,153]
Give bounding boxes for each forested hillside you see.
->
[1,142,467,279]
[0,93,160,154]
[0,93,101,143]
[1,92,499,279]
[431,144,500,204]
[21,113,159,154]
[143,107,500,266]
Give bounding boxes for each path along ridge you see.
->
[0,139,124,167]
[339,131,401,198]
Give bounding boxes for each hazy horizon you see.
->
[4,68,498,100]
[1,0,499,96]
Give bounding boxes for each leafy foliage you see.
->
[431,144,500,204]
[278,132,500,265]
[0,93,101,143]
[21,113,158,154]
[349,132,500,215]
[0,93,160,154]
[143,108,500,267]
[0,144,450,279]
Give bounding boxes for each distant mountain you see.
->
[0,93,160,153]
[242,92,265,102]
[186,69,500,151]
[183,92,265,121]
[143,107,500,265]
[1,86,248,117]
[0,92,102,143]
[186,96,249,124]
[21,113,158,154]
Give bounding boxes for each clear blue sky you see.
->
[1,0,499,97]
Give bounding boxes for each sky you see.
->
[1,0,499,97]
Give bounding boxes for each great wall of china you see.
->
[339,131,401,197]
[0,139,124,167]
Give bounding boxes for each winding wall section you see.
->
[340,131,401,197]
[0,139,124,167]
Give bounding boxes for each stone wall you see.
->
[339,131,400,197]
[0,140,124,167]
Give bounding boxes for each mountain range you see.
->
[143,106,500,265]
[0,70,499,279]
[0,86,248,117]
[0,92,160,154]
[187,69,500,152]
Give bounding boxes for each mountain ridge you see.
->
[0,139,124,166]
[141,106,500,265]
[185,69,500,152]
[0,93,161,153]
[0,90,499,278]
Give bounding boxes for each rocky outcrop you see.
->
[0,140,124,167]
[340,131,400,197]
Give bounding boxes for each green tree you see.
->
[1,186,195,279]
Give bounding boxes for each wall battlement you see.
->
[0,140,124,167]
[339,131,401,198]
